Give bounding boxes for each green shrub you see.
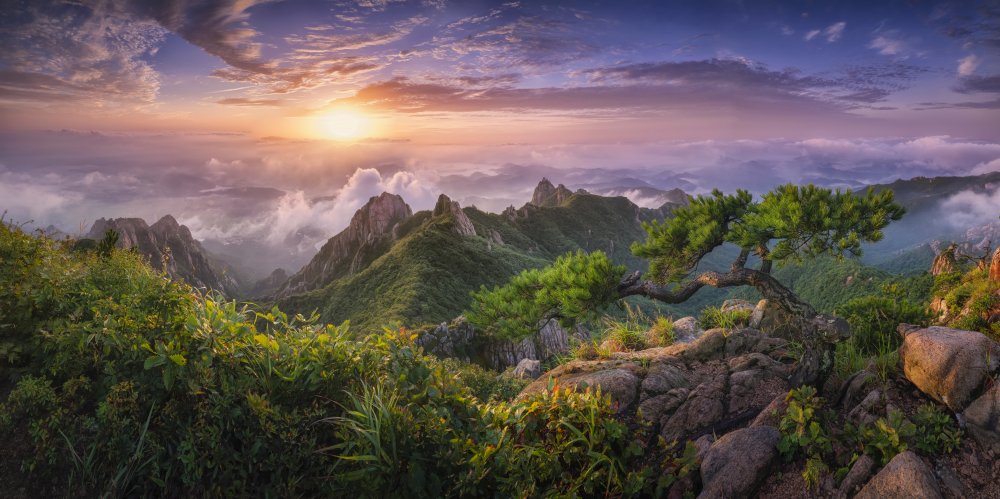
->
[912,403,962,455]
[441,358,528,402]
[836,285,930,356]
[645,316,676,347]
[853,409,916,465]
[777,386,832,490]
[698,306,752,330]
[0,224,675,497]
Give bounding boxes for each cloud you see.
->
[0,2,166,104]
[954,74,1000,94]
[824,22,846,42]
[335,58,924,115]
[958,54,980,77]
[804,29,821,41]
[180,167,440,251]
[869,35,906,55]
[940,186,1000,229]
[216,98,285,106]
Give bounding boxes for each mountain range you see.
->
[65,172,998,331]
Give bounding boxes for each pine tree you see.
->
[468,184,905,386]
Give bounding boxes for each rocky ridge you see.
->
[276,192,412,297]
[85,215,240,296]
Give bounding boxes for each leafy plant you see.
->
[912,403,962,455]
[778,386,833,490]
[858,409,917,465]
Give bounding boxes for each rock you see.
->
[677,329,728,362]
[277,192,412,297]
[661,374,727,441]
[847,389,882,427]
[698,426,780,499]
[991,246,1000,282]
[512,359,541,380]
[85,215,242,297]
[898,325,1000,411]
[935,465,969,499]
[520,366,640,413]
[836,454,875,499]
[672,316,703,343]
[855,451,942,499]
[433,194,476,236]
[749,299,807,340]
[721,299,754,314]
[728,352,782,372]
[963,383,1000,454]
[728,369,769,414]
[931,244,958,276]
[530,178,574,207]
[750,392,788,428]
[640,362,689,395]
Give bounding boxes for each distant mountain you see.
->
[275,179,686,331]
[275,192,413,298]
[865,171,1000,261]
[592,186,689,209]
[83,215,242,296]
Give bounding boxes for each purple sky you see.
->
[1,0,998,266]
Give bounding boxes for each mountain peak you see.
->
[350,192,412,241]
[531,178,573,207]
[433,193,476,236]
[275,192,413,297]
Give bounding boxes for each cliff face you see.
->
[276,192,412,298]
[530,178,574,207]
[86,215,240,296]
[433,194,476,236]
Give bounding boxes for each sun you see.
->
[315,108,372,141]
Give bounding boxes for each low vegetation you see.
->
[0,223,690,497]
[778,387,962,490]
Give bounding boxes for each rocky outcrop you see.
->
[530,178,573,207]
[963,383,1000,454]
[698,426,781,499]
[897,325,1000,411]
[854,451,942,499]
[512,359,541,380]
[519,328,792,442]
[991,246,1000,281]
[433,194,476,236]
[416,317,587,370]
[671,316,702,343]
[930,244,958,276]
[277,193,412,297]
[85,215,240,296]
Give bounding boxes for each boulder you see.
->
[963,383,1000,454]
[854,451,942,499]
[520,365,640,413]
[660,374,727,441]
[721,299,754,314]
[698,426,780,499]
[512,359,541,380]
[898,325,1000,411]
[836,453,876,499]
[672,316,702,343]
[750,299,807,339]
[750,392,789,428]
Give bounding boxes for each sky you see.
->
[1,0,999,271]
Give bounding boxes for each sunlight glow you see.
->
[315,108,372,141]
